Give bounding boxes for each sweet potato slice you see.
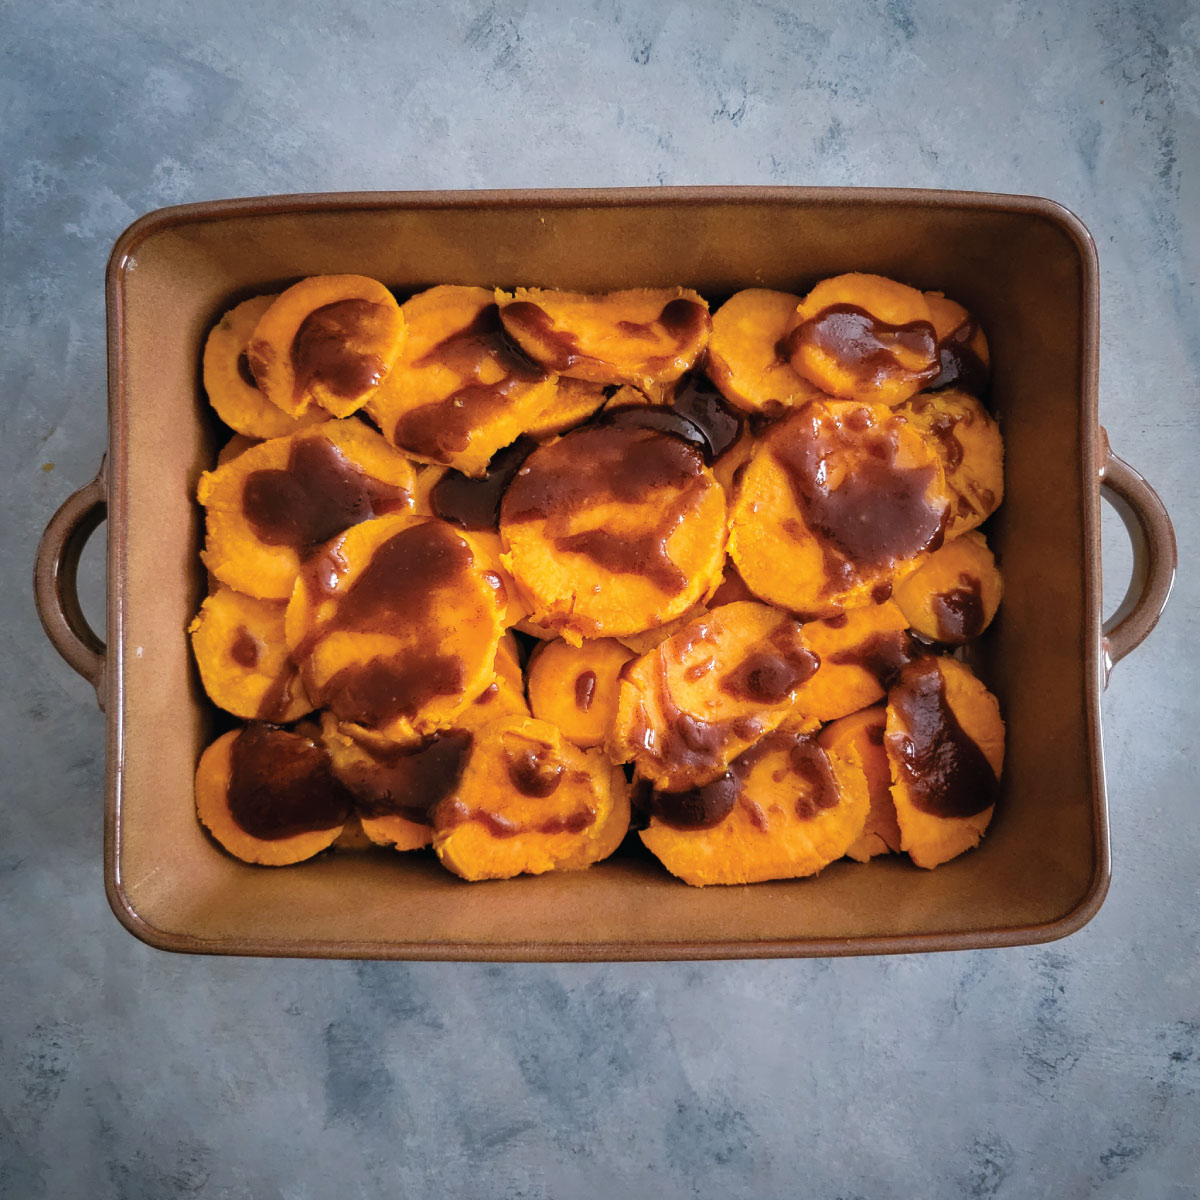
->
[524,376,609,438]
[706,289,826,414]
[499,425,726,643]
[284,515,506,742]
[819,705,900,861]
[728,400,952,617]
[885,657,1004,869]
[610,601,819,790]
[366,286,557,476]
[198,422,416,601]
[614,602,710,657]
[246,275,405,418]
[783,273,939,406]
[893,531,1002,643]
[195,724,352,866]
[216,434,260,466]
[203,295,333,438]
[499,287,710,395]
[526,637,635,749]
[431,716,631,881]
[923,292,991,395]
[188,586,312,722]
[901,389,1004,536]
[639,729,869,885]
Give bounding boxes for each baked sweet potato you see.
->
[893,530,1002,643]
[639,729,869,885]
[198,422,416,601]
[885,657,1004,868]
[728,400,952,617]
[524,376,610,438]
[819,705,900,861]
[526,637,635,749]
[431,715,631,880]
[246,275,406,418]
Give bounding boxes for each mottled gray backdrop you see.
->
[2,1,1198,1197]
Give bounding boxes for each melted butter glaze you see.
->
[886,658,999,818]
[291,299,389,403]
[336,730,473,823]
[241,435,410,557]
[227,723,354,840]
[430,436,536,530]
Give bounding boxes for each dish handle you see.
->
[34,456,108,710]
[1098,429,1176,687]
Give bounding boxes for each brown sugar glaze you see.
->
[887,659,999,818]
[230,626,261,669]
[227,723,354,840]
[333,730,473,823]
[291,299,389,403]
[430,436,536,530]
[575,670,598,712]
[241,435,410,557]
[929,317,989,395]
[932,575,985,642]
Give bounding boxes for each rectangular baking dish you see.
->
[35,187,1176,959]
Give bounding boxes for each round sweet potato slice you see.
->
[819,705,900,861]
[885,657,1005,869]
[499,424,727,643]
[706,289,826,414]
[924,292,991,395]
[524,376,609,438]
[285,515,506,742]
[901,389,1004,536]
[195,724,352,866]
[499,287,710,396]
[893,530,1002,644]
[216,434,260,466]
[366,286,557,476]
[610,601,819,790]
[203,295,333,438]
[783,273,939,406]
[728,400,952,617]
[431,715,631,881]
[198,422,416,601]
[526,637,635,749]
[189,586,312,722]
[245,275,406,418]
[639,729,869,886]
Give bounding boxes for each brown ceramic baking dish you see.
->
[35,187,1176,960]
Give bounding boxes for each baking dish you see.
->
[34,187,1176,960]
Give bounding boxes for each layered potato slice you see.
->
[366,285,557,476]
[431,716,631,881]
[901,389,1004,536]
[198,421,416,601]
[526,637,635,749]
[706,288,826,414]
[893,531,1003,644]
[499,287,710,397]
[783,273,939,406]
[885,657,1005,869]
[195,723,353,866]
[639,729,869,886]
[203,295,334,438]
[610,601,819,790]
[819,705,901,862]
[246,275,406,418]
[728,400,952,617]
[499,425,726,643]
[285,515,506,742]
[189,586,312,722]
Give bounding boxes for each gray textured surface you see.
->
[2,0,1198,1196]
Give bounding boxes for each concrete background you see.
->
[2,0,1197,1196]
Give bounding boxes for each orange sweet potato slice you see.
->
[901,389,1004,536]
[499,424,726,643]
[885,657,1004,869]
[783,273,939,406]
[431,715,631,881]
[639,729,869,885]
[246,275,405,418]
[893,530,1002,643]
[195,724,352,866]
[203,295,333,438]
[216,434,260,466]
[524,377,609,438]
[728,400,952,617]
[284,515,506,742]
[614,602,710,657]
[706,289,826,414]
[819,705,900,861]
[923,292,991,394]
[526,637,635,749]
[366,286,558,476]
[188,586,312,722]
[499,287,710,395]
[610,601,819,790]
[198,422,416,601]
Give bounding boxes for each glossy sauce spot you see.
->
[575,670,598,712]
[786,304,938,390]
[292,299,388,402]
[230,626,261,669]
